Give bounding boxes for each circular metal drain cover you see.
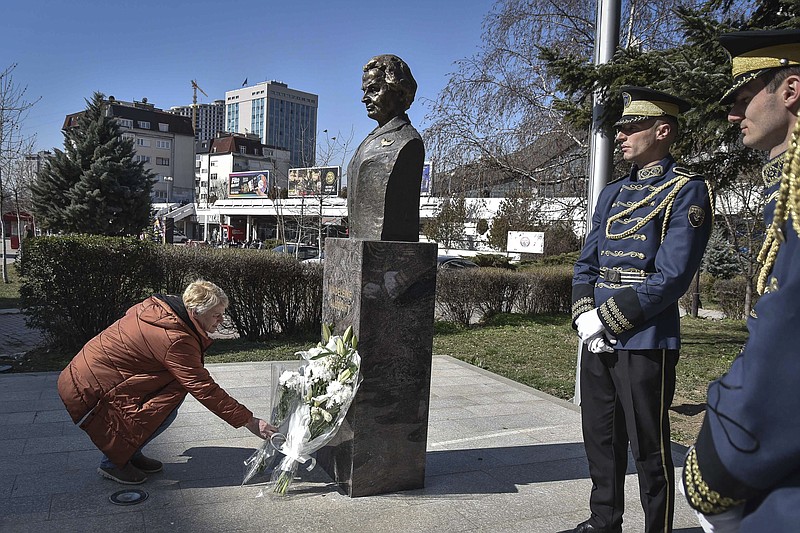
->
[109,489,148,505]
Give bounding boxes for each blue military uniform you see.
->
[684,157,800,531]
[571,86,713,533]
[573,155,713,349]
[683,29,800,532]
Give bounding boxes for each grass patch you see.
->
[7,311,747,445]
[0,263,21,309]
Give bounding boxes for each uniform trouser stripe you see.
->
[580,347,678,533]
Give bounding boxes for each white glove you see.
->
[576,308,605,341]
[696,507,744,533]
[587,333,616,353]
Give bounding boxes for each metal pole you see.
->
[575,0,621,405]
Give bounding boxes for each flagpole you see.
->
[574,0,620,405]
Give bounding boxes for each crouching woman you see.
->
[57,279,276,485]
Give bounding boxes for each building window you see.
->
[239,146,247,154]
[254,148,260,156]
[118,118,134,128]
[210,160,217,167]
[138,121,150,129]
[135,155,151,163]
[156,157,170,166]
[136,138,150,147]
[158,123,169,132]
[211,173,217,180]
[156,139,171,149]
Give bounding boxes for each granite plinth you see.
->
[317,237,437,497]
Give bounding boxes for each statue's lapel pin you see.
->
[380,138,394,146]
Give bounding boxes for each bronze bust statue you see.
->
[347,55,425,242]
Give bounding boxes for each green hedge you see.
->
[18,237,322,349]
[18,236,572,347]
[18,236,158,349]
[435,266,572,327]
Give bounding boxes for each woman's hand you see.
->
[245,416,277,439]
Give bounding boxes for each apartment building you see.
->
[224,81,318,168]
[169,100,225,143]
[195,132,290,206]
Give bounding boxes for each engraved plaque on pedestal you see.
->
[317,237,437,497]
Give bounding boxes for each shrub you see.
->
[435,265,573,325]
[472,253,514,269]
[516,266,573,315]
[713,276,750,320]
[18,236,158,349]
[435,269,483,327]
[472,268,525,319]
[155,247,323,341]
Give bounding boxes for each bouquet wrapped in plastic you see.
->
[242,325,361,495]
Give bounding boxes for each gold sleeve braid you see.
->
[757,115,800,294]
[572,297,595,323]
[683,447,745,515]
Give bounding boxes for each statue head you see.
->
[361,54,417,126]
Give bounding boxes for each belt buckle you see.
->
[606,270,621,283]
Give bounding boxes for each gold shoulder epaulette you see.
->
[674,166,703,179]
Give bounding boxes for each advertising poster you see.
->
[507,231,545,254]
[420,161,432,196]
[288,166,340,197]
[229,171,272,197]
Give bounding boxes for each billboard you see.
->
[420,161,432,196]
[507,231,544,254]
[288,166,340,197]
[228,170,272,197]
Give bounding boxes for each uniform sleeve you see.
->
[162,338,253,428]
[572,187,610,327]
[597,178,713,336]
[684,235,800,513]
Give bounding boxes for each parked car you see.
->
[302,251,325,264]
[437,255,479,270]
[271,244,320,261]
[171,230,189,244]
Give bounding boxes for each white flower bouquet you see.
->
[242,324,361,495]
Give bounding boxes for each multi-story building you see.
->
[224,81,318,168]
[195,132,290,205]
[169,100,225,143]
[63,97,195,204]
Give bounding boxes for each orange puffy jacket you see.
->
[57,296,252,467]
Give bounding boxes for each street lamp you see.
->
[163,176,173,204]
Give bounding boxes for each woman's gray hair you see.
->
[363,54,417,111]
[182,279,228,316]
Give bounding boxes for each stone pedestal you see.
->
[316,237,437,497]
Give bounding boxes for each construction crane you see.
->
[190,79,208,138]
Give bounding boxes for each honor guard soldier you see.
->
[570,86,713,533]
[682,29,800,532]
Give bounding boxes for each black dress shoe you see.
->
[571,519,622,533]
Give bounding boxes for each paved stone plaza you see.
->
[0,348,704,532]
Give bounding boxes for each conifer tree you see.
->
[31,92,153,235]
[702,228,741,279]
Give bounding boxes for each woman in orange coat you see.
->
[57,279,276,485]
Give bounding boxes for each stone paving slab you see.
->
[0,356,703,533]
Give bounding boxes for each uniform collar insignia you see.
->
[637,165,665,180]
[762,152,785,188]
[380,138,394,146]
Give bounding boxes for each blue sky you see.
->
[3,0,493,164]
